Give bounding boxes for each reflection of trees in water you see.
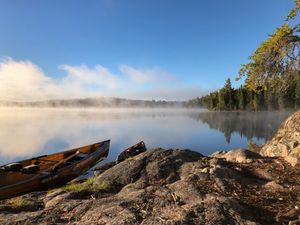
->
[190,111,293,143]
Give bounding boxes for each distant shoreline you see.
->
[0,97,189,108]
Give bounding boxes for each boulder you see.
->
[261,111,300,161]
[95,148,203,188]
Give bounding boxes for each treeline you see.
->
[187,76,300,111]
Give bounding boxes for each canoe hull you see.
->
[0,140,110,200]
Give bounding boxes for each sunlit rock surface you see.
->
[210,148,262,163]
[261,110,300,166]
[1,148,300,225]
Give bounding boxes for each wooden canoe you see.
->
[93,141,147,175]
[116,141,146,163]
[0,140,110,200]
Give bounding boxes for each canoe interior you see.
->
[0,141,108,188]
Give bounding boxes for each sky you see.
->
[0,0,295,101]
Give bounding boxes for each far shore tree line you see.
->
[188,0,300,111]
[187,76,300,111]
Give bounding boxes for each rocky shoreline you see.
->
[1,111,300,225]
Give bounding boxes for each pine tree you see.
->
[218,91,226,110]
[237,87,245,110]
[294,75,300,108]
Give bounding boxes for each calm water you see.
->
[0,108,293,166]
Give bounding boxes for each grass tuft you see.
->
[91,181,110,192]
[0,197,37,212]
[63,182,86,193]
[9,197,34,209]
[63,177,109,194]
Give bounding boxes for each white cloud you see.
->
[0,58,60,101]
[0,58,209,101]
[119,65,177,86]
[60,64,122,89]
[119,65,153,83]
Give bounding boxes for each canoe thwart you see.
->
[21,165,40,174]
[2,163,23,172]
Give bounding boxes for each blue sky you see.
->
[0,0,295,101]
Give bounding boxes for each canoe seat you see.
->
[3,163,22,172]
[21,165,40,174]
[66,152,88,163]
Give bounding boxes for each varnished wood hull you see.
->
[0,140,110,199]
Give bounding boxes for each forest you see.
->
[188,0,300,111]
[187,76,300,110]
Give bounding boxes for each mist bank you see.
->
[0,97,191,108]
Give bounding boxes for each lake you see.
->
[0,108,293,166]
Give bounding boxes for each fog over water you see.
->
[0,108,293,165]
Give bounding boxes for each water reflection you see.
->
[0,108,293,165]
[190,111,292,143]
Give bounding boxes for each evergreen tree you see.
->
[223,78,233,109]
[237,87,245,110]
[294,75,300,108]
[218,90,226,110]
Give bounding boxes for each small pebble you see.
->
[201,168,209,173]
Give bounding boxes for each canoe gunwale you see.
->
[0,140,110,199]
